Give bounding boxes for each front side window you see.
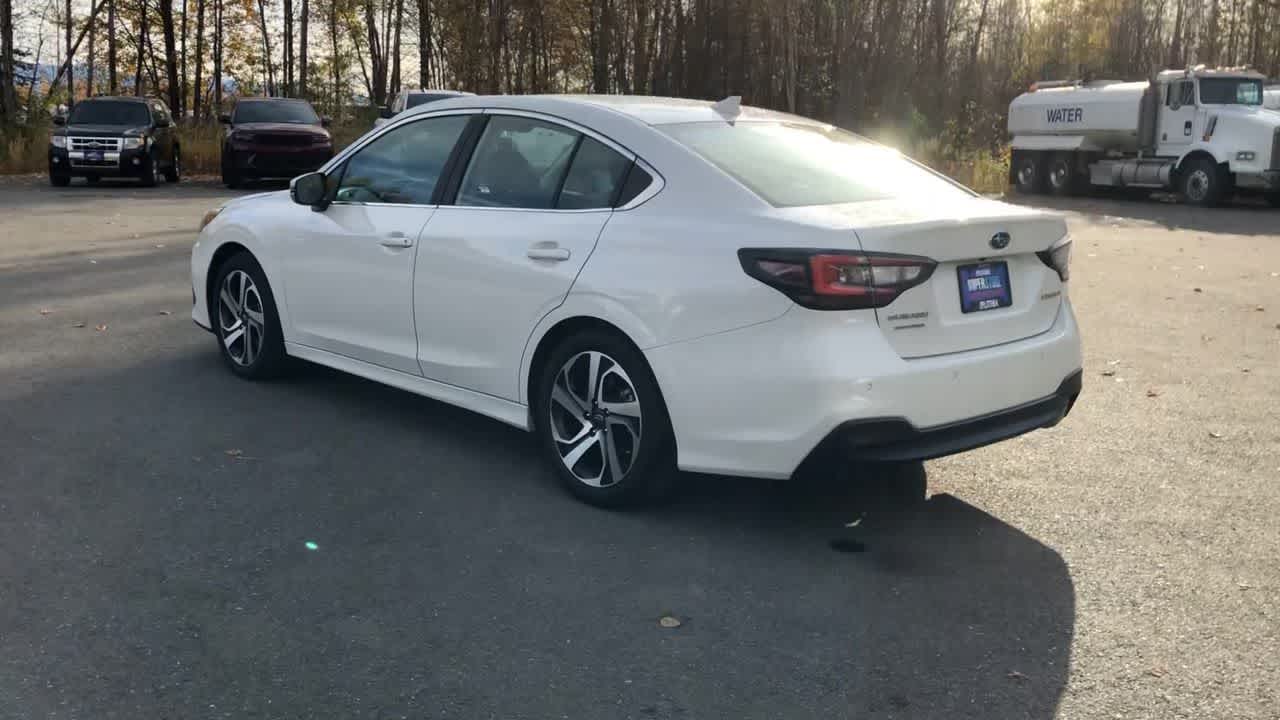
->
[457,116,580,209]
[233,100,321,124]
[660,121,973,207]
[335,114,470,205]
[68,101,151,126]
[1199,78,1263,105]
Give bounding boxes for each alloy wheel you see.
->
[218,269,266,367]
[1018,163,1036,188]
[549,351,643,488]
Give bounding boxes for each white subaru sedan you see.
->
[192,95,1082,507]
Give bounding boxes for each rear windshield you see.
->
[68,100,150,125]
[233,100,320,124]
[406,93,459,109]
[660,121,974,207]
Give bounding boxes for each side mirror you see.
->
[155,115,171,128]
[378,106,394,119]
[291,171,329,209]
[218,113,231,124]
[52,115,66,126]
[321,115,333,127]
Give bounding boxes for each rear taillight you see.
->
[738,249,936,310]
[1036,236,1072,282]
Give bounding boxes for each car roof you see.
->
[235,96,312,103]
[400,93,824,128]
[406,89,474,96]
[81,95,152,103]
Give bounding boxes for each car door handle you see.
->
[379,232,413,248]
[527,247,571,262]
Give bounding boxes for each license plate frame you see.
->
[957,261,1013,314]
[85,150,104,162]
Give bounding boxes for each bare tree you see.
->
[107,0,117,92]
[65,0,72,104]
[283,0,294,95]
[299,0,309,96]
[87,5,96,96]
[180,0,188,114]
[255,0,277,94]
[213,0,222,110]
[135,0,148,95]
[417,0,433,88]
[193,0,204,117]
[0,0,15,121]
[159,0,179,109]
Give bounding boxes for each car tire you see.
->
[1180,156,1225,207]
[164,149,181,183]
[1266,192,1280,208]
[533,330,677,508]
[50,173,71,187]
[1046,153,1077,196]
[211,252,289,380]
[1012,152,1046,195]
[140,151,160,187]
[85,176,100,185]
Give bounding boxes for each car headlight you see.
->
[199,206,224,232]
[122,136,145,150]
[50,135,67,148]
[1236,151,1256,162]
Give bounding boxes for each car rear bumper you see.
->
[644,299,1084,479]
[811,370,1081,463]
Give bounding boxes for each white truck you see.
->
[1008,67,1280,207]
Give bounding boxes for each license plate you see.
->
[957,262,1012,313]
[85,150,104,162]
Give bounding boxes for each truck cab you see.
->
[1008,66,1280,207]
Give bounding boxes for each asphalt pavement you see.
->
[0,176,1277,719]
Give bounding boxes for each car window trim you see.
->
[326,110,481,209]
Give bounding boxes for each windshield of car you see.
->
[68,100,151,125]
[405,93,459,109]
[1199,78,1264,105]
[232,100,320,124]
[660,121,974,207]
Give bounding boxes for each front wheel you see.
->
[139,152,160,187]
[1180,157,1225,207]
[534,331,676,508]
[211,252,288,380]
[1012,152,1046,195]
[164,150,181,183]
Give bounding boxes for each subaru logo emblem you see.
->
[990,232,1011,250]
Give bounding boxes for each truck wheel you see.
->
[1047,153,1077,196]
[1181,157,1225,207]
[1013,152,1046,195]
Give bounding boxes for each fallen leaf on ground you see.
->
[88,259,97,264]
[1146,389,1160,397]
[1238,582,1251,590]
[1100,370,1116,377]
[225,449,243,457]
[1114,377,1125,383]
[71,321,86,328]
[1193,287,1203,293]
[1242,368,1250,373]
[1107,359,1121,366]
[1256,306,1265,312]
[1208,431,1223,439]
[658,615,682,629]
[39,308,54,315]
[154,244,166,249]
[158,310,172,316]
[94,324,108,332]
[1146,667,1168,678]
[1007,671,1029,682]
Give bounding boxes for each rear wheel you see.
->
[534,330,676,508]
[1180,156,1225,207]
[1047,153,1077,196]
[212,252,288,380]
[49,173,71,187]
[1013,152,1046,195]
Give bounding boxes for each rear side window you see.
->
[557,137,631,210]
[660,121,973,207]
[457,116,580,209]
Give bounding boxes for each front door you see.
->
[280,112,472,374]
[1158,80,1198,151]
[413,113,636,400]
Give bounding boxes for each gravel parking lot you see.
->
[1,176,1277,719]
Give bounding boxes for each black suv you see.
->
[48,96,181,187]
[220,98,333,188]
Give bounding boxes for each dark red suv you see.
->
[220,98,333,188]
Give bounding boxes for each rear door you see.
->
[412,112,634,400]
[847,197,1067,358]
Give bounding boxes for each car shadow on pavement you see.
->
[0,347,1075,720]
